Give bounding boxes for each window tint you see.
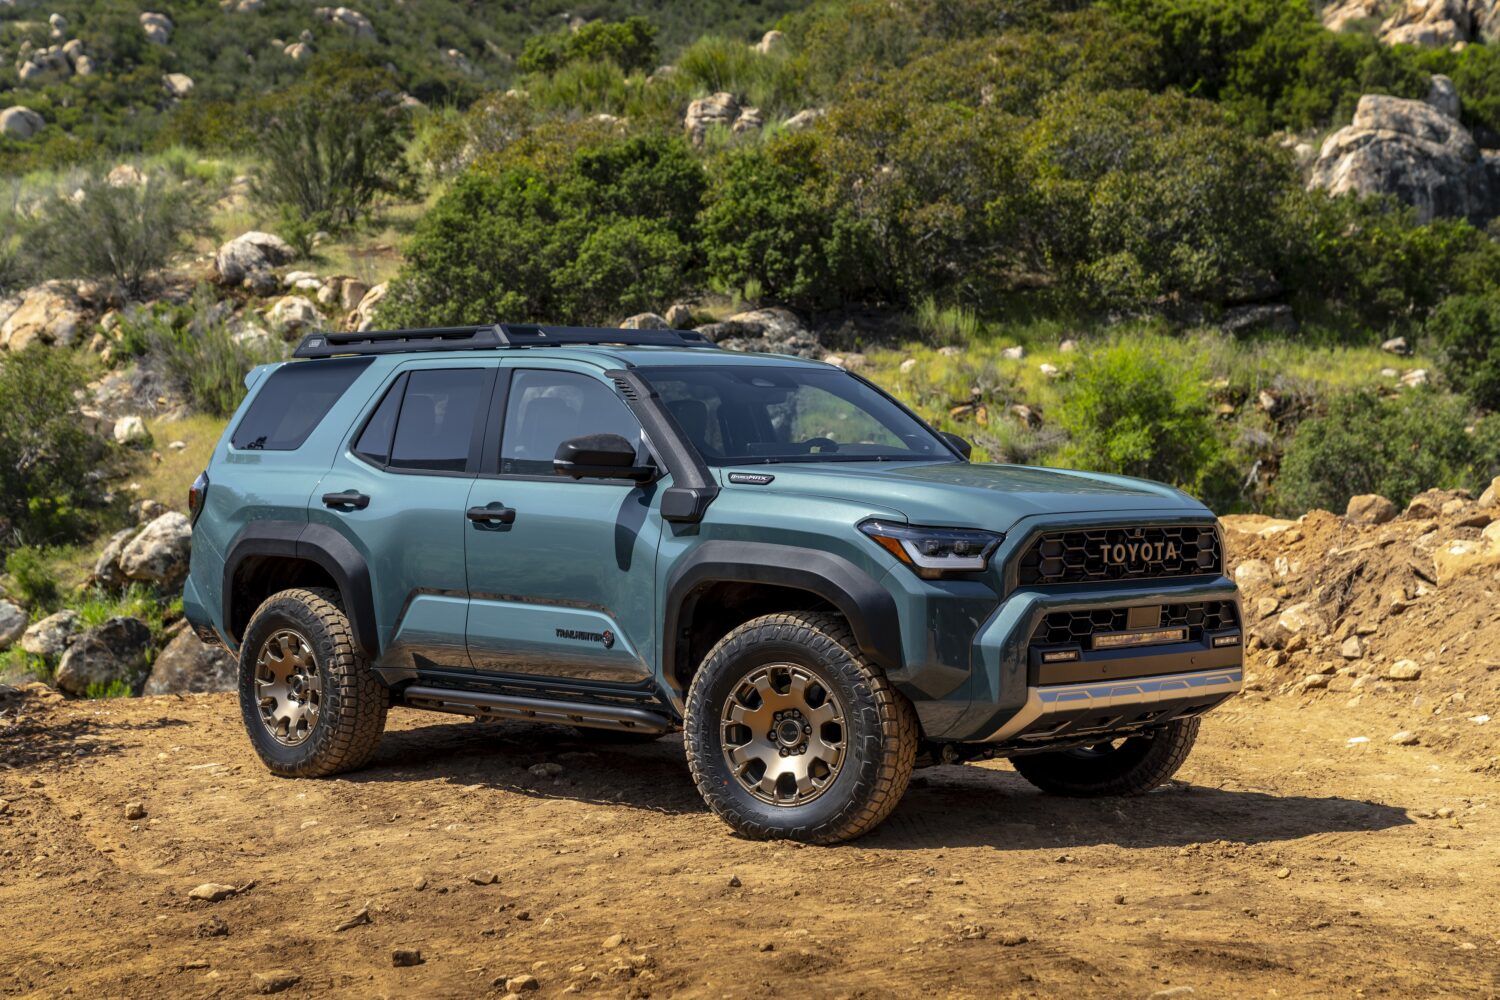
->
[231,357,373,451]
[500,370,641,476]
[387,368,488,473]
[351,374,406,467]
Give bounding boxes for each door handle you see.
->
[467,503,516,525]
[322,490,370,511]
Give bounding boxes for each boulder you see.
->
[684,92,739,144]
[94,528,139,589]
[106,164,146,187]
[1345,493,1398,525]
[215,232,295,285]
[17,46,71,83]
[1426,74,1461,119]
[0,600,25,651]
[20,609,80,659]
[267,295,323,333]
[349,281,387,331]
[620,312,669,330]
[1379,0,1499,45]
[118,511,192,589]
[143,629,236,695]
[782,108,825,132]
[55,617,153,696]
[113,414,151,446]
[140,11,173,45]
[284,40,313,61]
[1234,558,1274,590]
[163,73,194,98]
[0,106,45,139]
[337,279,368,312]
[1308,94,1494,223]
[1380,335,1410,354]
[1478,475,1500,507]
[695,307,820,359]
[664,303,694,329]
[754,29,785,55]
[732,107,764,135]
[315,6,377,40]
[0,284,82,350]
[1432,533,1500,584]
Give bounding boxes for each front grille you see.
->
[1016,524,1221,586]
[1030,601,1239,647]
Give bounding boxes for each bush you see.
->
[1275,390,1484,514]
[519,17,658,76]
[0,346,109,543]
[1427,293,1500,412]
[4,546,59,611]
[22,172,211,298]
[118,292,283,417]
[1053,338,1229,500]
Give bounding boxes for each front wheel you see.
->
[1009,717,1200,797]
[684,612,917,844]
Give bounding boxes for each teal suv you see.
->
[183,324,1242,844]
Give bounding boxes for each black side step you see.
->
[402,685,676,734]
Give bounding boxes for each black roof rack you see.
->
[293,323,715,359]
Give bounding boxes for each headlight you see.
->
[859,519,1002,579]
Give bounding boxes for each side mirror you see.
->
[941,432,973,460]
[554,434,655,482]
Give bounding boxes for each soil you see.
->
[2,685,1497,998]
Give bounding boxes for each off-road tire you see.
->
[684,612,917,845]
[238,587,387,778]
[1010,718,1199,797]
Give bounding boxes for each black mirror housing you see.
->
[941,432,973,460]
[554,434,655,482]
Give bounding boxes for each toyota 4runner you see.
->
[183,324,1242,844]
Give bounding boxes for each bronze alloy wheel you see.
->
[720,663,847,806]
[254,629,322,746]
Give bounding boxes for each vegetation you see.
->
[1427,293,1500,412]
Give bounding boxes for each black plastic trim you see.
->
[604,368,720,523]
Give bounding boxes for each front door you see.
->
[311,362,496,673]
[464,366,662,687]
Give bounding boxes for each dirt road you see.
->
[1,688,1496,999]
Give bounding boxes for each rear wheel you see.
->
[1009,718,1199,797]
[238,587,387,778]
[684,612,917,844]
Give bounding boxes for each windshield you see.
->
[642,366,956,465]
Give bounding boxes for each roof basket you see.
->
[293,323,714,359]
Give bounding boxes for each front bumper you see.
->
[982,665,1242,744]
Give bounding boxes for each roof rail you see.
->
[293,323,715,359]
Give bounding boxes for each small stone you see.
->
[1390,731,1419,745]
[412,876,428,891]
[124,801,146,820]
[189,883,239,903]
[392,948,424,967]
[468,870,498,885]
[997,932,1028,946]
[196,916,229,938]
[602,933,625,950]
[506,974,540,993]
[1347,736,1369,745]
[727,875,742,888]
[1113,894,1126,905]
[1436,807,1455,819]
[1339,636,1364,660]
[758,941,775,952]
[1275,867,1291,879]
[253,970,300,994]
[1300,674,1331,690]
[1383,660,1422,681]
[527,762,563,778]
[1151,989,1196,999]
[334,906,371,932]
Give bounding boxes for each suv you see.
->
[183,324,1242,844]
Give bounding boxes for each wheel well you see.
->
[671,581,838,696]
[228,556,340,643]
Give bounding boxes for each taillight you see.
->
[188,470,209,525]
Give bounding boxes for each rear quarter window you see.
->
[231,357,374,451]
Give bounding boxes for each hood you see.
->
[716,461,1205,532]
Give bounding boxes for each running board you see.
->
[401,685,676,734]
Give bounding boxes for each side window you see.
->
[352,373,406,467]
[350,368,487,474]
[500,370,641,476]
[232,357,373,451]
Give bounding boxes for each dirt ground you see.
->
[1,684,1496,1000]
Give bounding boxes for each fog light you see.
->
[1041,649,1080,663]
[1212,633,1242,648]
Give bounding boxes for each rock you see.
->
[620,312,669,330]
[1039,362,1060,378]
[1399,367,1429,388]
[1277,602,1325,639]
[124,801,146,820]
[0,284,82,351]
[754,29,785,55]
[105,164,146,188]
[1221,304,1297,335]
[337,279,369,312]
[528,762,563,778]
[1406,488,1454,518]
[350,282,387,331]
[1426,75,1462,119]
[215,232,295,285]
[1432,535,1500,584]
[130,498,168,524]
[899,357,919,374]
[163,73,194,98]
[113,415,151,446]
[267,295,323,333]
[143,629,235,695]
[1001,345,1025,360]
[334,906,372,931]
[1234,558,1274,590]
[1301,673,1332,689]
[316,6,377,41]
[1345,493,1397,525]
[782,108,824,132]
[196,915,230,938]
[190,882,239,902]
[139,11,173,44]
[391,948,424,967]
[467,870,499,885]
[684,92,739,144]
[284,41,313,61]
[54,617,153,696]
[0,600,25,651]
[602,933,625,949]
[696,307,820,358]
[1390,730,1420,745]
[1383,659,1423,680]
[732,107,764,134]
[1340,635,1365,660]
[664,303,693,328]
[506,975,540,992]
[1380,335,1411,355]
[0,106,45,139]
[1308,94,1494,224]
[1256,596,1280,619]
[1479,475,1500,507]
[93,528,139,588]
[119,512,192,589]
[1379,0,1499,46]
[20,610,79,659]
[253,969,300,994]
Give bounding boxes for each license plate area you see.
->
[1091,627,1188,651]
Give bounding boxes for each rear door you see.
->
[310,361,497,673]
[463,364,664,686]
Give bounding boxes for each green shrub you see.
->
[519,17,658,76]
[22,171,211,298]
[557,218,695,320]
[4,546,59,611]
[1274,390,1484,514]
[0,346,108,543]
[1053,338,1229,500]
[1427,293,1500,412]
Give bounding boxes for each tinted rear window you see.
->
[231,358,373,451]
